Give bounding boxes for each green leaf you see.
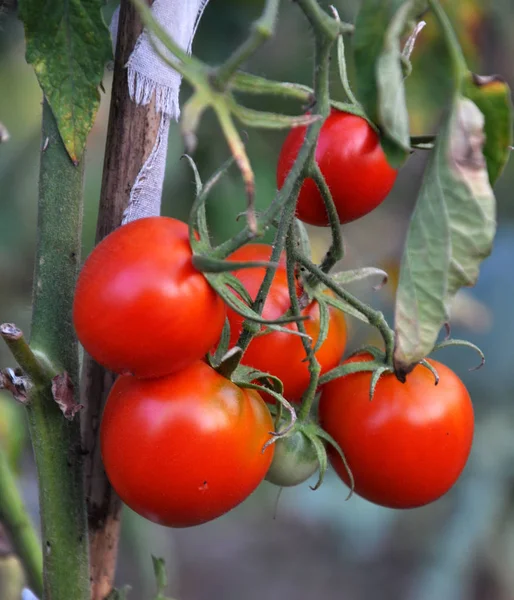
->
[462,73,513,185]
[354,0,426,167]
[394,96,496,377]
[19,0,112,163]
[152,556,168,595]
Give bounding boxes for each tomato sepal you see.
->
[208,318,232,368]
[319,358,384,385]
[313,424,354,498]
[430,338,485,371]
[233,365,297,442]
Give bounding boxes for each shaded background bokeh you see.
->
[2,0,514,598]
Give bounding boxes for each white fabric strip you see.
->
[110,0,209,223]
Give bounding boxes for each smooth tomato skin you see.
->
[318,356,474,508]
[226,244,347,401]
[100,361,275,527]
[277,110,398,226]
[73,217,226,378]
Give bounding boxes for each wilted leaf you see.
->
[19,0,112,163]
[463,73,513,184]
[51,372,83,420]
[394,96,495,376]
[354,0,427,167]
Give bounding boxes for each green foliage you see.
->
[394,95,496,375]
[18,0,112,163]
[353,0,427,167]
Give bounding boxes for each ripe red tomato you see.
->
[73,217,225,378]
[318,355,474,508]
[226,244,346,401]
[277,110,398,226]
[100,361,275,527]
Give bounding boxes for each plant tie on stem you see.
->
[110,0,210,223]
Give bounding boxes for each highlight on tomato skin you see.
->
[225,243,347,402]
[73,216,226,379]
[277,109,398,226]
[100,361,275,528]
[318,354,474,509]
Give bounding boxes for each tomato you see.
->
[318,355,474,508]
[277,110,398,226]
[265,430,319,487]
[100,361,274,527]
[226,244,347,401]
[73,217,225,378]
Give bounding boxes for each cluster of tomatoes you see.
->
[72,110,474,528]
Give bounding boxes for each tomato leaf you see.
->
[18,0,112,163]
[394,96,496,377]
[462,73,513,185]
[353,0,427,167]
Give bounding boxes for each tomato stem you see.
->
[21,99,90,599]
[308,163,344,275]
[293,252,396,364]
[215,0,281,88]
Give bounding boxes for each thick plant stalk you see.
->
[80,0,160,597]
[28,99,90,599]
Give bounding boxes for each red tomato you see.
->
[277,110,398,226]
[318,355,474,508]
[226,244,346,401]
[73,217,225,378]
[100,361,274,527]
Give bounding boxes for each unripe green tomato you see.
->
[265,431,319,487]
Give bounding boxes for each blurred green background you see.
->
[2,0,514,598]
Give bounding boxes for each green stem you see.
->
[215,0,281,87]
[235,186,299,353]
[0,447,43,596]
[428,0,468,83]
[308,164,343,274]
[285,228,321,421]
[0,325,51,387]
[294,251,395,364]
[294,0,340,40]
[28,99,89,600]
[232,24,335,353]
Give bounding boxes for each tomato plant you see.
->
[73,216,226,379]
[276,109,398,226]
[318,354,475,508]
[1,0,508,595]
[226,244,347,401]
[100,361,275,527]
